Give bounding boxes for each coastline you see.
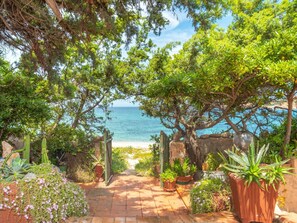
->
[112,141,152,149]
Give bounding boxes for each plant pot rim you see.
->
[162,178,177,183]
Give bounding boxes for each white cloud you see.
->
[162,11,180,30]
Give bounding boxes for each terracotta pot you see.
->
[163,180,176,192]
[229,174,279,223]
[176,175,193,185]
[94,165,104,182]
[0,183,29,223]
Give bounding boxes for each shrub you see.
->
[135,156,155,176]
[259,118,297,163]
[202,152,222,171]
[190,178,231,214]
[0,163,89,222]
[160,168,177,182]
[172,158,197,176]
[112,149,128,173]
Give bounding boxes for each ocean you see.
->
[100,107,231,143]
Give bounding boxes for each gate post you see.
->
[104,130,113,186]
[160,131,169,186]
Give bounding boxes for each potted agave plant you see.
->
[172,158,197,184]
[91,154,104,182]
[0,157,31,223]
[160,168,177,192]
[220,143,292,223]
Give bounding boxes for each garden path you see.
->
[68,173,239,223]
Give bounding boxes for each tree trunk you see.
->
[282,82,297,157]
[72,92,88,129]
[184,128,203,170]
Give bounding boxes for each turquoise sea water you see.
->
[100,107,230,142]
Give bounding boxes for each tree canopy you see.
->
[124,0,297,167]
[0,0,228,74]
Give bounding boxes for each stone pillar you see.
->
[169,141,186,164]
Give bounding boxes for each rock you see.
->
[2,141,20,165]
[7,135,24,149]
[23,173,37,180]
[169,141,186,164]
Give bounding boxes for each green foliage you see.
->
[45,125,91,165]
[160,168,177,182]
[172,158,197,176]
[149,134,161,162]
[2,158,30,182]
[0,58,50,141]
[1,0,228,74]
[41,138,50,164]
[22,135,30,164]
[190,178,231,214]
[111,149,128,174]
[129,0,297,170]
[260,119,297,163]
[220,143,292,189]
[203,153,223,171]
[135,156,155,176]
[91,154,104,168]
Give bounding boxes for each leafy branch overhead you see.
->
[0,0,227,72]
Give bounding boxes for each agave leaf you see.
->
[224,163,245,170]
[225,151,247,166]
[240,152,249,165]
[222,165,241,173]
[249,142,255,166]
[256,144,269,164]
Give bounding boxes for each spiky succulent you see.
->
[220,143,292,189]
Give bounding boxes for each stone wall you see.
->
[169,134,234,163]
[196,135,234,159]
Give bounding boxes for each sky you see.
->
[113,12,233,107]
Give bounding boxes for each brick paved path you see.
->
[66,173,239,223]
[86,174,188,217]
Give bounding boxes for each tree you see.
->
[45,38,122,135]
[0,57,50,141]
[0,0,228,75]
[128,27,269,168]
[229,0,297,156]
[124,0,297,167]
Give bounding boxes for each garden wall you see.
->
[169,134,234,162]
[196,134,234,159]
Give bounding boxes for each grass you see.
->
[112,147,156,176]
[113,147,151,160]
[111,149,129,173]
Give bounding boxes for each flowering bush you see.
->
[190,178,231,214]
[0,163,88,222]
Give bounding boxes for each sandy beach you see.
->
[112,141,152,149]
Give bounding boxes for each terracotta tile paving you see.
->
[65,174,243,223]
[68,173,297,223]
